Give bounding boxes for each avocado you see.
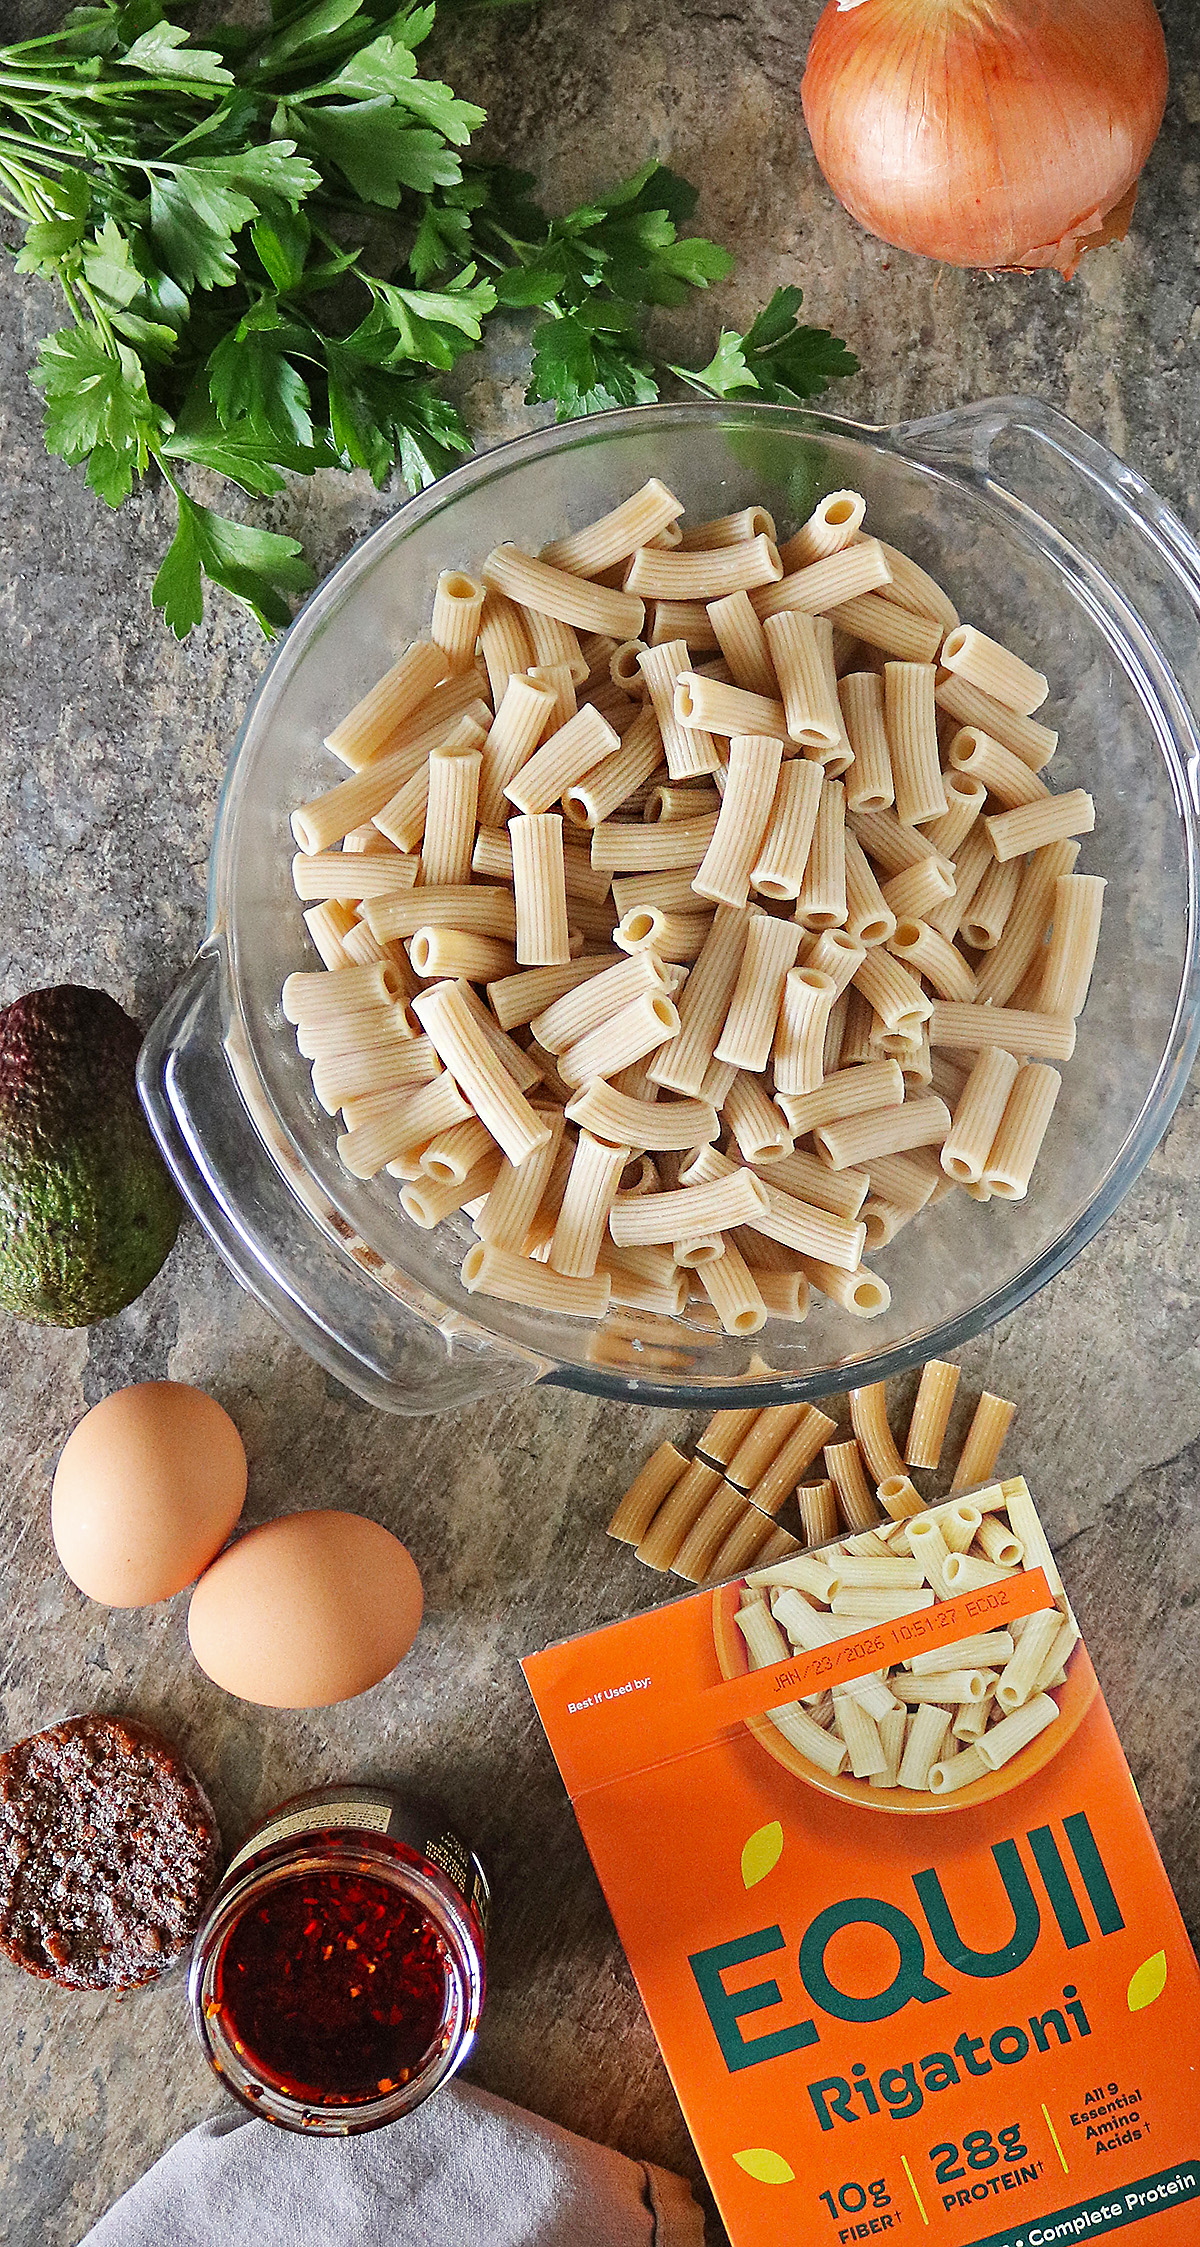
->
[0,985,182,1326]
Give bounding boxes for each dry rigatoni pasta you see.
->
[283,474,1103,1345]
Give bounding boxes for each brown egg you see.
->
[187,1510,423,1708]
[52,1382,247,1608]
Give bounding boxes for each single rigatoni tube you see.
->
[476,676,555,828]
[724,1074,794,1163]
[851,946,931,1033]
[540,479,683,575]
[697,1239,767,1335]
[695,1406,761,1469]
[861,1149,941,1213]
[774,968,836,1096]
[549,1132,631,1277]
[973,839,1080,1004]
[940,1048,1021,1183]
[564,708,665,828]
[734,1594,790,1666]
[624,534,782,601]
[678,505,777,551]
[647,905,749,1095]
[946,725,1049,809]
[292,854,421,906]
[504,704,620,817]
[941,623,1048,715]
[474,1111,564,1249]
[707,589,778,698]
[830,595,943,665]
[928,1004,1075,1060]
[885,663,945,826]
[558,988,680,1089]
[905,1359,961,1468]
[876,1473,926,1521]
[402,1148,503,1225]
[762,612,841,752]
[850,1384,906,1482]
[926,1744,989,1795]
[607,1439,690,1542]
[325,641,450,767]
[430,571,485,672]
[975,1695,1059,1772]
[797,1480,839,1544]
[935,671,1057,771]
[715,913,802,1070]
[869,1706,909,1790]
[750,757,824,901]
[816,1097,950,1172]
[889,918,976,1001]
[483,543,644,639]
[282,959,403,1023]
[995,1610,1063,1711]
[949,1393,1016,1493]
[779,490,866,569]
[898,1704,953,1790]
[510,813,570,967]
[363,887,516,945]
[924,826,993,944]
[768,1147,869,1218]
[1039,874,1106,1016]
[825,1439,881,1532]
[567,1079,717,1153]
[478,591,535,706]
[488,955,614,1033]
[751,539,892,622]
[983,1063,1062,1198]
[880,856,956,922]
[336,1074,470,1179]
[310,1038,440,1113]
[839,672,894,810]
[421,740,481,887]
[849,805,950,879]
[472,826,514,883]
[796,776,847,931]
[925,771,987,859]
[591,811,719,874]
[419,1117,495,1185]
[609,1169,767,1248]
[843,831,896,946]
[802,927,867,995]
[776,1058,903,1137]
[303,901,357,969]
[833,1691,888,1779]
[408,928,514,982]
[670,1483,753,1583]
[961,858,1022,951]
[412,982,550,1166]
[693,734,785,907]
[460,1241,610,1320]
[636,1459,724,1570]
[674,672,789,743]
[532,949,665,1053]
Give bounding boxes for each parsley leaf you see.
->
[121,20,235,84]
[153,483,315,636]
[31,327,161,484]
[289,98,463,204]
[674,285,860,403]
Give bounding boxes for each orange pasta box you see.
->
[523,1478,1200,2247]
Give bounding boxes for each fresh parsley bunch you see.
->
[0,0,857,636]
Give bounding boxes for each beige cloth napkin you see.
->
[81,2079,705,2247]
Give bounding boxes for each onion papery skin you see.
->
[801,0,1169,277]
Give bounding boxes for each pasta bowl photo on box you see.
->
[711,1479,1098,1818]
[139,397,1200,1415]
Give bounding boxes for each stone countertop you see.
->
[2,4,1200,2240]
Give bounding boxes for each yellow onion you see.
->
[801,0,1169,276]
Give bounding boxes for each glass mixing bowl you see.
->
[139,398,1200,1413]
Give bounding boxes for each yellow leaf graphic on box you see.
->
[1127,1951,1167,2011]
[733,2148,795,2185]
[741,1820,783,1888]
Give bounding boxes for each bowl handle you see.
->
[137,944,552,1415]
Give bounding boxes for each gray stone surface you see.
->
[2,4,1200,2242]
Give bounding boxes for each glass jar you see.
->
[189,1785,488,2134]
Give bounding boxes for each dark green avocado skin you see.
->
[0,985,182,1326]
